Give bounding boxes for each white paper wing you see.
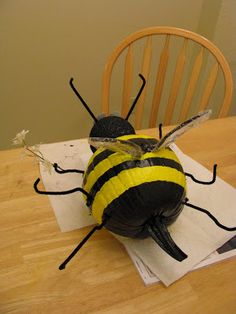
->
[88,137,144,158]
[153,110,212,151]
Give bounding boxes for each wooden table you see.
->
[1,117,236,313]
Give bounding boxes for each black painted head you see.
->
[90,115,135,138]
[89,115,135,152]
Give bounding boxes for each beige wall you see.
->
[212,0,236,114]
[0,0,235,150]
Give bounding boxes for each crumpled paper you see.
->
[39,139,236,286]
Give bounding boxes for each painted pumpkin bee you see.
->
[34,74,236,270]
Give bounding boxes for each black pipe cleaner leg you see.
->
[185,164,217,185]
[53,163,84,175]
[59,220,107,270]
[159,123,163,140]
[183,198,236,231]
[34,178,92,201]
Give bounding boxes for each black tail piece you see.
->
[147,216,187,262]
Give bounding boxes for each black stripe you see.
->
[87,157,183,205]
[83,150,115,185]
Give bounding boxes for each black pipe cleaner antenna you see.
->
[70,78,98,123]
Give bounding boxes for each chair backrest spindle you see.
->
[164,38,188,125]
[198,62,219,112]
[102,27,233,128]
[135,36,152,129]
[179,46,204,121]
[121,45,134,117]
[149,34,170,128]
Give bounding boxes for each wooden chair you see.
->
[102,27,233,129]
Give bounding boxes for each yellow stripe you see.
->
[84,148,180,193]
[118,134,155,140]
[91,166,186,224]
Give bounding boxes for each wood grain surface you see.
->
[0,117,236,313]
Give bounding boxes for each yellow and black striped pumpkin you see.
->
[83,134,186,239]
